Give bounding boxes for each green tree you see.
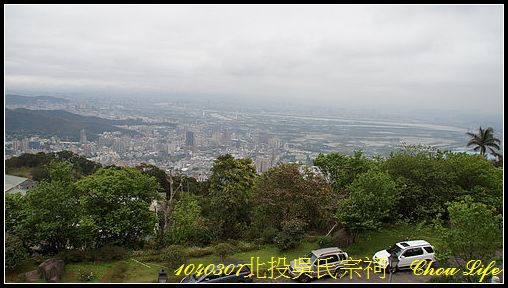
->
[75,167,160,248]
[274,218,307,251]
[161,245,188,269]
[6,151,101,181]
[136,163,169,245]
[174,175,209,196]
[444,196,502,282]
[20,161,80,253]
[5,192,28,237]
[213,242,235,262]
[382,152,457,220]
[6,233,28,271]
[251,164,335,238]
[207,154,257,240]
[313,151,374,193]
[466,127,501,156]
[136,163,169,196]
[445,153,503,213]
[166,193,208,245]
[55,151,102,178]
[336,170,399,240]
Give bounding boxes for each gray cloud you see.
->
[5,4,503,115]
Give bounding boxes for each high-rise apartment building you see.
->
[80,129,87,145]
[185,131,194,147]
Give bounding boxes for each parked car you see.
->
[373,240,435,272]
[180,260,253,283]
[288,247,349,283]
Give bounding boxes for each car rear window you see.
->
[424,246,434,253]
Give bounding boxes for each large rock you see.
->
[24,270,41,282]
[332,228,354,248]
[38,258,65,283]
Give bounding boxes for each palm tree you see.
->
[466,127,501,156]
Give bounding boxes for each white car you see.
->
[373,240,435,271]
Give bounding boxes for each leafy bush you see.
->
[94,245,128,261]
[138,253,162,262]
[274,232,296,251]
[77,270,96,282]
[235,241,258,252]
[161,245,188,268]
[57,246,128,263]
[274,219,306,251]
[304,235,320,243]
[260,227,279,244]
[6,234,28,271]
[213,242,235,261]
[317,235,335,248]
[165,193,209,246]
[186,246,214,258]
[57,249,87,263]
[144,238,166,250]
[31,254,47,265]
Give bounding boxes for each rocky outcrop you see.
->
[24,270,41,282]
[38,258,65,282]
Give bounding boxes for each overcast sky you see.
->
[4,4,504,116]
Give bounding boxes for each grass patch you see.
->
[345,222,445,258]
[186,241,318,267]
[182,241,318,279]
[6,223,454,283]
[61,262,114,283]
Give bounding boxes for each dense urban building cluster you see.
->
[5,95,483,179]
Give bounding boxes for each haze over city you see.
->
[5,5,503,117]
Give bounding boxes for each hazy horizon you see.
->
[5,4,504,118]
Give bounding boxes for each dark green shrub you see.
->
[304,235,320,243]
[56,249,87,263]
[138,254,162,262]
[97,245,128,261]
[317,235,335,248]
[161,245,188,268]
[186,246,214,258]
[274,219,306,251]
[6,234,28,270]
[31,255,46,265]
[260,227,279,244]
[274,232,295,251]
[59,246,128,263]
[213,242,235,262]
[236,241,258,252]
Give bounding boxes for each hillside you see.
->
[6,94,70,105]
[6,108,140,141]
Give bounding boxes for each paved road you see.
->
[255,268,504,283]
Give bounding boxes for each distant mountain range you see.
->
[6,109,142,141]
[6,94,71,105]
